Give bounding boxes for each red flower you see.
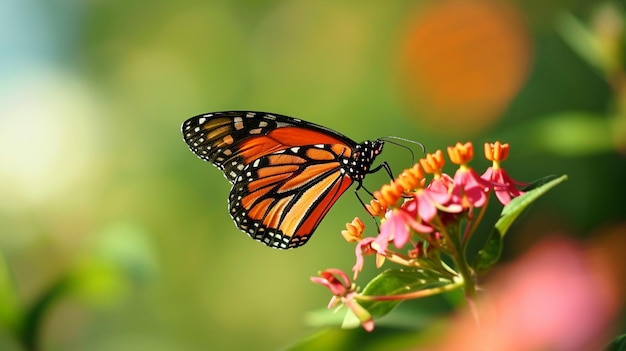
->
[451,167,493,208]
[407,187,463,220]
[311,268,353,297]
[373,203,439,256]
[447,142,493,208]
[482,167,525,205]
[428,172,455,193]
[311,269,374,331]
[481,142,526,205]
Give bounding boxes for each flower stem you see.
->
[433,213,480,323]
[453,236,480,324]
[356,279,463,302]
[465,198,489,243]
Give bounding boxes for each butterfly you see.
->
[181,111,389,249]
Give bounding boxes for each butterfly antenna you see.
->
[379,136,426,165]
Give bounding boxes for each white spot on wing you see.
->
[234,117,244,130]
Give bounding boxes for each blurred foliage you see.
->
[0,0,624,350]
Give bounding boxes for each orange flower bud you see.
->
[366,199,386,217]
[447,142,474,165]
[341,217,365,242]
[420,149,445,174]
[374,181,404,208]
[484,141,510,162]
[396,164,425,191]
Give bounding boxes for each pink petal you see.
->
[353,238,376,279]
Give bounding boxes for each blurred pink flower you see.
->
[431,237,623,351]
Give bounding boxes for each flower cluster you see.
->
[312,141,528,331]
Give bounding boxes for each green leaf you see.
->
[556,12,607,75]
[473,175,568,273]
[495,112,620,158]
[606,334,626,351]
[556,6,624,78]
[17,222,157,350]
[305,306,352,328]
[286,326,432,351]
[0,251,22,332]
[20,274,72,351]
[341,269,454,328]
[18,258,136,351]
[361,269,453,316]
[526,112,615,157]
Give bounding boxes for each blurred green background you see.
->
[1,0,624,350]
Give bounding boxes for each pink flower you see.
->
[447,142,493,208]
[482,167,525,205]
[375,210,411,254]
[481,141,527,205]
[408,187,463,220]
[353,237,378,279]
[311,269,374,331]
[433,237,622,351]
[310,268,353,297]
[451,167,493,208]
[428,172,455,193]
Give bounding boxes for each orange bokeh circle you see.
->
[397,0,532,135]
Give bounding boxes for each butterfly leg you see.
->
[368,161,394,180]
[353,185,383,231]
[351,160,405,231]
[356,161,394,198]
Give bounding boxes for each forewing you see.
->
[181,111,357,183]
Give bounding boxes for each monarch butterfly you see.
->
[182,111,389,249]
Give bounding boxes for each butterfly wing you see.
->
[182,111,357,183]
[229,145,355,249]
[182,111,365,249]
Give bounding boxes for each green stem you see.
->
[356,279,463,302]
[432,214,480,323]
[20,275,70,351]
[465,198,489,243]
[453,236,479,324]
[382,250,456,279]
